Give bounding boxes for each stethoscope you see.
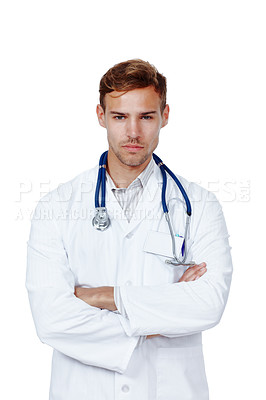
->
[92,151,195,267]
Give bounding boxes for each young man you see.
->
[26,59,233,400]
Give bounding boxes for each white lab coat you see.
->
[26,159,233,400]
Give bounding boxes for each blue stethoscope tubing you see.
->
[152,154,191,216]
[94,151,108,209]
[92,151,195,267]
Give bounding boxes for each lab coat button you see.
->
[121,384,130,393]
[125,280,132,286]
[126,232,134,239]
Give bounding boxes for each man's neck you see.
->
[106,151,152,188]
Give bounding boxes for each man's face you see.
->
[96,86,169,167]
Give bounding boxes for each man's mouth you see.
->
[122,144,144,152]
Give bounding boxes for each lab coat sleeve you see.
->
[26,196,139,374]
[114,286,147,344]
[118,191,233,337]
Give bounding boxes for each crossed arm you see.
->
[74,262,207,338]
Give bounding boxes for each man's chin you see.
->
[118,153,150,167]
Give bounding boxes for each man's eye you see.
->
[114,116,125,120]
[141,116,152,120]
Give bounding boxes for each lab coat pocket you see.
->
[156,346,209,400]
[143,230,184,259]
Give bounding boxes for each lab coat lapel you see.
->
[124,169,162,235]
[127,163,186,236]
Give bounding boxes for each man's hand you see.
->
[74,286,117,311]
[178,262,207,282]
[146,262,207,339]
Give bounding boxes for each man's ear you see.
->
[96,104,106,128]
[161,104,170,128]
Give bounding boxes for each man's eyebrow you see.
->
[139,111,157,115]
[109,111,157,115]
[109,111,128,115]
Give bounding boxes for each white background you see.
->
[1,0,265,399]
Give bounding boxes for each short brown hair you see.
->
[99,59,167,114]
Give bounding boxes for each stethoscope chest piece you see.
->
[92,207,110,231]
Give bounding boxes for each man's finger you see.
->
[178,263,207,282]
[195,267,207,280]
[183,265,205,279]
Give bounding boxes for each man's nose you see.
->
[126,118,141,139]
